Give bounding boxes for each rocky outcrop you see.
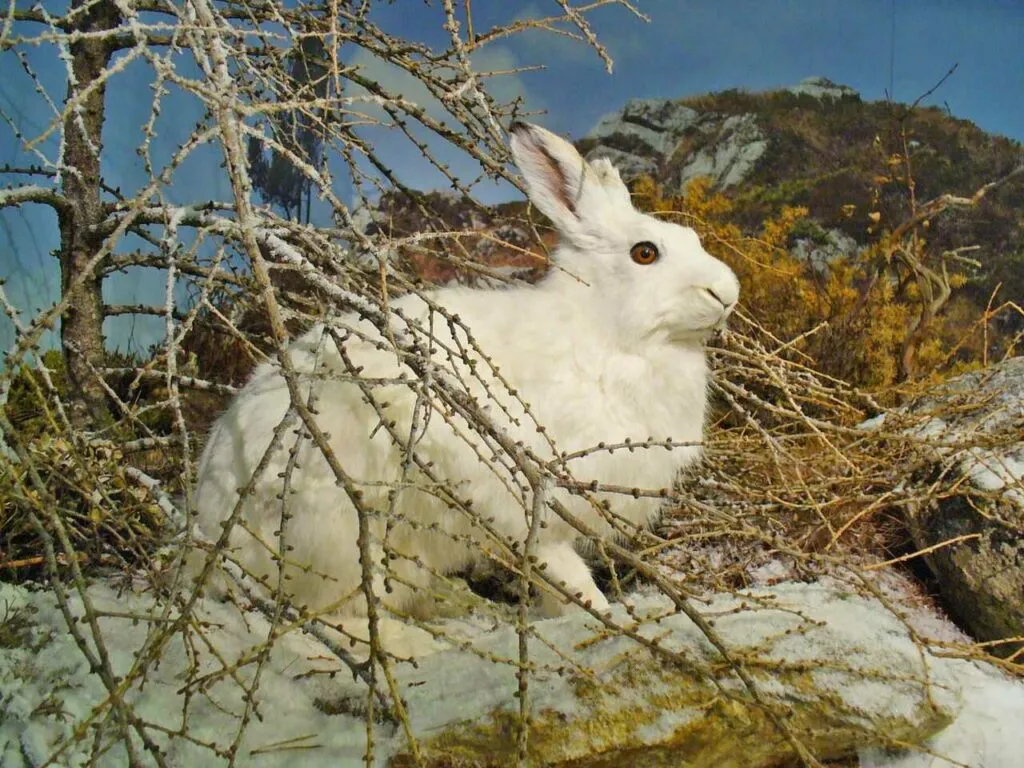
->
[576,79,1023,343]
[677,112,767,190]
[792,227,861,270]
[587,98,701,156]
[897,357,1024,657]
[583,99,766,192]
[581,79,858,195]
[787,76,860,101]
[584,98,699,185]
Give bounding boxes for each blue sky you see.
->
[2,0,1022,360]
[506,0,1024,142]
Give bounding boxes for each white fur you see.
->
[190,123,739,653]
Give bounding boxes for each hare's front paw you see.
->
[534,541,610,617]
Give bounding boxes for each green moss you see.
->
[4,349,68,442]
[389,651,951,767]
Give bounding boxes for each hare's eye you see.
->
[630,241,659,265]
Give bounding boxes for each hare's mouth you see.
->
[642,311,719,343]
[650,323,717,344]
[673,327,717,342]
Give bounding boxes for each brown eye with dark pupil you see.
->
[630,241,659,265]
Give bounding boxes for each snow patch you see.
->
[2,578,1022,766]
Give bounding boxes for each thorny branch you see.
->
[2,3,1021,768]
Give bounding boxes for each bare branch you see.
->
[0,183,70,213]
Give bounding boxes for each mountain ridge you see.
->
[577,79,1023,335]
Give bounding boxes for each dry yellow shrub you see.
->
[632,176,987,392]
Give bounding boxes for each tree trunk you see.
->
[58,0,119,429]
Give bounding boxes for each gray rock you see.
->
[787,76,860,100]
[586,98,700,156]
[678,113,768,190]
[898,357,1024,656]
[584,100,767,192]
[792,228,861,271]
[583,99,698,186]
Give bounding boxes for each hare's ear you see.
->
[509,122,587,234]
[587,157,632,209]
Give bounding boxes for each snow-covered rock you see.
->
[3,578,1022,766]
[859,662,1024,768]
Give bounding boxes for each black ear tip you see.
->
[509,121,531,137]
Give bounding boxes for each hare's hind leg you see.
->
[533,540,610,616]
[319,534,467,660]
[320,612,448,661]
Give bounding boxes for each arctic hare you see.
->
[191,122,739,650]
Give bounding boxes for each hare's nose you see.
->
[704,288,727,307]
[703,274,739,310]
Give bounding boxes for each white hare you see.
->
[191,122,739,652]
